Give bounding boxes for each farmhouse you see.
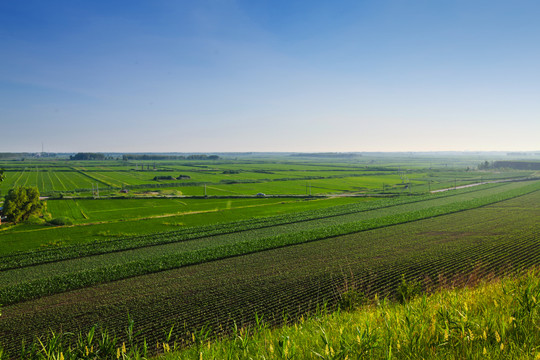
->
[177,175,191,180]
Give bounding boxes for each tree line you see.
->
[122,154,220,161]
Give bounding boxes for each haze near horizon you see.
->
[1,1,539,153]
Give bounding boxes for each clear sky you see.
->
[1,0,539,153]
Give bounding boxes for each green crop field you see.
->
[2,156,533,198]
[0,154,539,358]
[0,185,538,356]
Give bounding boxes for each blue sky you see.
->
[1,0,539,152]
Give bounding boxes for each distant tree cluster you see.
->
[0,153,31,160]
[493,161,540,170]
[477,161,493,170]
[289,153,361,158]
[153,176,176,181]
[70,153,106,160]
[153,175,191,181]
[123,154,219,161]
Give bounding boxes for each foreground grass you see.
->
[159,270,540,360]
[4,269,539,359]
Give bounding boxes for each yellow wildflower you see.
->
[122,342,126,354]
[116,347,120,359]
[495,331,501,343]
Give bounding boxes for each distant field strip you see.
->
[0,181,537,305]
[0,190,538,356]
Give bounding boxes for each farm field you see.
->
[1,154,539,358]
[0,187,538,357]
[45,197,313,224]
[0,180,535,299]
[0,196,366,253]
[1,157,534,197]
[0,181,526,293]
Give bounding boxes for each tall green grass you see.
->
[2,269,539,359]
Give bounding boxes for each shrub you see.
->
[339,288,367,311]
[396,275,423,303]
[48,216,74,226]
[25,215,45,225]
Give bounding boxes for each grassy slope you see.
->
[159,268,540,360]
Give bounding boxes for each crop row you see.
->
[0,182,510,271]
[1,182,537,305]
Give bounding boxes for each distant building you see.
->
[256,193,266,197]
[120,189,129,193]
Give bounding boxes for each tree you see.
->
[3,186,43,223]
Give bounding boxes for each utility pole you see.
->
[428,180,431,193]
[204,184,207,196]
[309,182,312,196]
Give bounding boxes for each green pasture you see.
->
[166,175,417,196]
[46,197,305,223]
[1,157,534,198]
[0,196,366,253]
[0,169,93,193]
